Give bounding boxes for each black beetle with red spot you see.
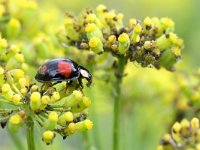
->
[35,58,92,87]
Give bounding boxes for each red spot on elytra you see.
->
[40,65,47,75]
[57,61,72,78]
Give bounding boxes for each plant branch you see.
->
[27,117,35,150]
[113,56,127,150]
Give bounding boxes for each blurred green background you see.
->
[1,0,200,150]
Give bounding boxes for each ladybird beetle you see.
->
[35,58,92,87]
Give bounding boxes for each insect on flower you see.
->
[35,58,92,87]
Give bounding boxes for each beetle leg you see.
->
[78,78,83,89]
[66,80,73,86]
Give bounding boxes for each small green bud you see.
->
[15,53,24,63]
[64,122,77,135]
[2,83,11,93]
[6,18,21,38]
[89,37,104,53]
[8,114,22,132]
[118,33,130,54]
[30,92,41,110]
[156,34,171,50]
[131,24,142,43]
[64,90,83,108]
[85,23,104,42]
[31,85,39,92]
[64,18,79,41]
[143,16,152,30]
[19,77,28,88]
[180,119,190,138]
[9,69,25,81]
[156,145,164,150]
[158,49,177,69]
[11,94,22,105]
[49,92,60,103]
[20,87,28,96]
[191,118,199,130]
[44,111,58,130]
[0,37,8,53]
[58,112,74,126]
[171,122,181,143]
[128,18,137,27]
[40,95,50,110]
[71,96,91,113]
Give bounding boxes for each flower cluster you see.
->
[0,37,93,145]
[61,4,183,70]
[0,0,64,64]
[168,71,200,121]
[157,118,200,150]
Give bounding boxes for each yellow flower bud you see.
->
[86,14,96,23]
[143,16,151,27]
[134,24,142,33]
[9,114,21,125]
[82,96,91,107]
[118,33,129,43]
[84,119,93,130]
[0,67,4,75]
[58,112,74,126]
[42,130,55,145]
[65,112,74,122]
[108,35,116,43]
[96,4,107,12]
[41,95,50,105]
[128,18,137,27]
[0,4,5,18]
[15,53,24,63]
[31,85,39,92]
[0,37,8,50]
[20,87,27,96]
[89,37,99,48]
[85,23,95,33]
[118,33,130,54]
[64,90,83,108]
[52,92,60,101]
[171,47,181,57]
[9,45,20,54]
[21,63,29,71]
[30,92,41,110]
[66,119,93,134]
[65,122,77,135]
[19,78,28,88]
[12,94,22,105]
[191,117,199,129]
[172,122,181,133]
[48,111,58,122]
[117,13,124,21]
[44,111,58,130]
[2,83,11,93]
[156,145,164,150]
[30,92,41,102]
[64,18,73,25]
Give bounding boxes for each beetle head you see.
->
[79,66,92,87]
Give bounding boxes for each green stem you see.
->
[27,117,35,150]
[113,56,126,150]
[82,131,91,150]
[89,89,102,150]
